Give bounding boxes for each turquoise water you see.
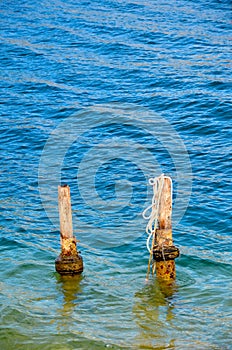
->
[0,0,231,349]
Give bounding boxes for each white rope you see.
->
[142,174,172,253]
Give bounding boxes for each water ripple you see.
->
[0,0,231,348]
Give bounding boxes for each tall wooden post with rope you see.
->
[55,185,83,275]
[143,175,179,282]
[153,177,179,281]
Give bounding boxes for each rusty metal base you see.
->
[153,245,179,281]
[55,254,83,275]
[155,260,176,281]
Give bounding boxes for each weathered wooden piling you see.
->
[153,177,179,282]
[55,185,83,275]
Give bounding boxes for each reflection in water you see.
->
[56,274,83,318]
[133,278,178,349]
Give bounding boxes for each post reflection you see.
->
[56,274,83,318]
[133,278,178,349]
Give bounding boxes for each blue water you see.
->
[0,0,232,349]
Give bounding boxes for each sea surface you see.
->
[0,0,231,349]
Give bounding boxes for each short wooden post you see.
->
[55,185,83,275]
[153,177,179,281]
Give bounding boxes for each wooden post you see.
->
[55,185,83,275]
[153,177,179,281]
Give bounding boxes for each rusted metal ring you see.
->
[55,254,84,275]
[153,245,180,262]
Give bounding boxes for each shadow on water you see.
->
[55,274,83,318]
[133,278,178,349]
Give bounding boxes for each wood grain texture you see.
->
[155,177,175,281]
[58,185,73,239]
[159,177,172,230]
